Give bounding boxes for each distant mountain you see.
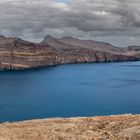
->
[0,35,138,70]
[124,45,140,58]
[42,35,82,53]
[60,36,125,54]
[127,45,140,51]
[0,36,59,70]
[43,35,123,54]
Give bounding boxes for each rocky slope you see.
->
[60,36,124,54]
[0,35,139,70]
[0,36,60,69]
[0,115,139,140]
[124,45,140,58]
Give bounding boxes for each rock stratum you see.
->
[0,35,140,70]
[0,115,140,140]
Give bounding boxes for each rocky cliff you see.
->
[124,45,140,58]
[0,35,139,70]
[0,36,60,69]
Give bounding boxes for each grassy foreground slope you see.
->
[0,115,139,140]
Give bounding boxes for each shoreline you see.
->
[0,60,139,72]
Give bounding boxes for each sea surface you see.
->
[0,61,140,122]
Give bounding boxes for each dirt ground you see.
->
[0,115,139,140]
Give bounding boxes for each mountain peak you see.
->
[44,35,56,41]
[42,35,58,44]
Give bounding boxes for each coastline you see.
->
[0,114,140,140]
[0,60,139,72]
[0,35,139,70]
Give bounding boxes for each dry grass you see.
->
[0,115,140,140]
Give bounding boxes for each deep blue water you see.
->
[0,61,140,122]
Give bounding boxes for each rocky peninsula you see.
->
[0,35,140,70]
[0,115,139,140]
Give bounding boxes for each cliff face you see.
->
[0,36,61,69]
[124,45,140,59]
[0,35,138,70]
[42,35,138,64]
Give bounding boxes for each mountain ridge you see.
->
[0,35,139,70]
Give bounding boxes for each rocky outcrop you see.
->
[60,36,124,54]
[42,35,138,64]
[124,45,140,59]
[0,35,138,70]
[0,36,60,69]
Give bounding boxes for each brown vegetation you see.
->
[0,115,139,140]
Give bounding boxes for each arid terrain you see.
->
[0,115,139,140]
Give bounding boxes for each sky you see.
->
[0,0,140,47]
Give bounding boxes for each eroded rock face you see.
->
[124,45,140,59]
[0,36,61,69]
[0,35,138,70]
[42,35,138,64]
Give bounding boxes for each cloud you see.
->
[0,0,140,46]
